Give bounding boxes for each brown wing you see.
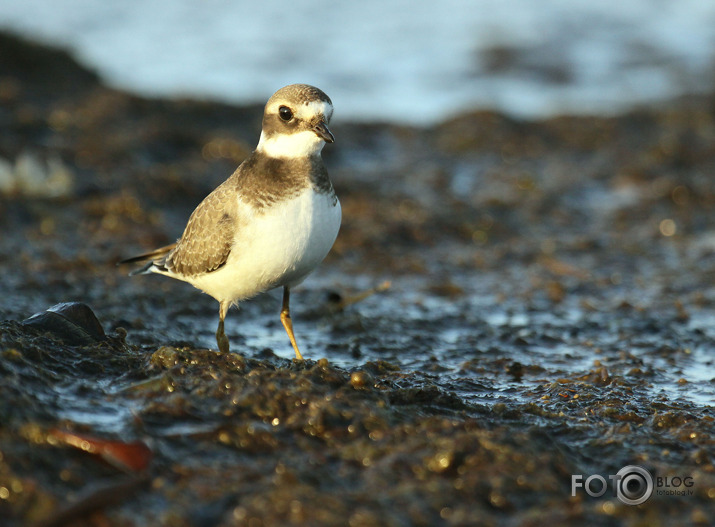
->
[163,179,238,276]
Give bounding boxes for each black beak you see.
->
[313,121,335,143]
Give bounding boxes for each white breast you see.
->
[187,188,341,304]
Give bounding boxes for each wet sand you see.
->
[0,32,713,526]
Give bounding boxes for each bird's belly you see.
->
[189,189,341,303]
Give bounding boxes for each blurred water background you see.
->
[1,0,714,124]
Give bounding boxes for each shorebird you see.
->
[120,84,340,359]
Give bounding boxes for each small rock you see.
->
[350,370,373,389]
[22,302,106,345]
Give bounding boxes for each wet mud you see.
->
[0,32,714,526]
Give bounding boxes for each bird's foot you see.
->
[217,333,230,354]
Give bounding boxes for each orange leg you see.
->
[280,287,303,360]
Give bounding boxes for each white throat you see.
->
[256,131,325,158]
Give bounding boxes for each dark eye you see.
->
[279,106,293,121]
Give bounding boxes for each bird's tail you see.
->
[117,243,176,275]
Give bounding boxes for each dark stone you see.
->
[22,302,107,345]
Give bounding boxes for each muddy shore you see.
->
[0,32,713,526]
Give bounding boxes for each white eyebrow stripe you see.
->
[271,100,331,123]
[301,100,333,121]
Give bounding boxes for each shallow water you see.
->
[1,0,714,123]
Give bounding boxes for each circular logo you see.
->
[615,465,653,505]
